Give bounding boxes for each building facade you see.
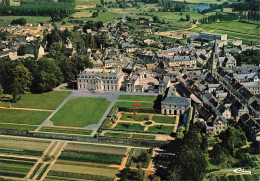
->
[77,69,124,92]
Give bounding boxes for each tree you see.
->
[176,126,185,139]
[17,44,27,56]
[152,15,160,22]
[11,18,26,26]
[100,0,105,6]
[49,42,62,58]
[0,83,3,95]
[0,59,32,101]
[92,12,99,18]
[186,14,190,21]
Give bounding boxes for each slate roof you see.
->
[198,106,212,121]
[175,83,192,97]
[162,96,189,106]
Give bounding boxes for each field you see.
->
[51,97,111,127]
[0,109,51,125]
[0,136,51,179]
[200,22,260,36]
[118,95,157,102]
[126,148,152,168]
[173,0,229,4]
[0,136,136,181]
[45,143,128,181]
[0,16,50,26]
[0,91,71,110]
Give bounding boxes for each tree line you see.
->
[0,55,92,101]
[0,2,75,17]
[200,13,238,24]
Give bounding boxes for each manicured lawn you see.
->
[147,125,174,134]
[120,113,150,122]
[152,116,176,124]
[104,132,155,140]
[0,123,38,131]
[0,91,71,110]
[118,95,157,102]
[115,122,145,131]
[39,126,93,135]
[51,97,111,127]
[115,101,154,108]
[0,109,50,125]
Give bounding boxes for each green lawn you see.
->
[114,122,145,132]
[39,126,93,135]
[118,95,157,102]
[0,109,50,125]
[120,113,150,122]
[152,116,176,124]
[104,132,155,140]
[51,97,111,127]
[200,21,260,35]
[0,123,38,131]
[147,125,174,134]
[0,91,71,110]
[115,101,154,108]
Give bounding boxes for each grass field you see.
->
[120,113,150,122]
[51,97,111,127]
[75,0,101,6]
[104,132,155,140]
[39,126,93,135]
[0,16,50,26]
[147,125,174,134]
[200,22,260,35]
[210,174,259,181]
[115,101,154,108]
[0,91,71,110]
[118,95,157,102]
[0,109,50,125]
[115,122,145,131]
[0,123,38,131]
[173,0,229,4]
[152,116,176,124]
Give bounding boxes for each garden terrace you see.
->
[103,132,156,140]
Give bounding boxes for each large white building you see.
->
[77,69,124,92]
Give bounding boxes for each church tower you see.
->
[208,40,219,73]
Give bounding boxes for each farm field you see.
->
[0,109,51,125]
[39,126,93,136]
[0,91,71,110]
[200,22,260,36]
[118,95,157,102]
[45,143,128,181]
[51,97,111,127]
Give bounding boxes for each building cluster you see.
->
[1,17,259,142]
